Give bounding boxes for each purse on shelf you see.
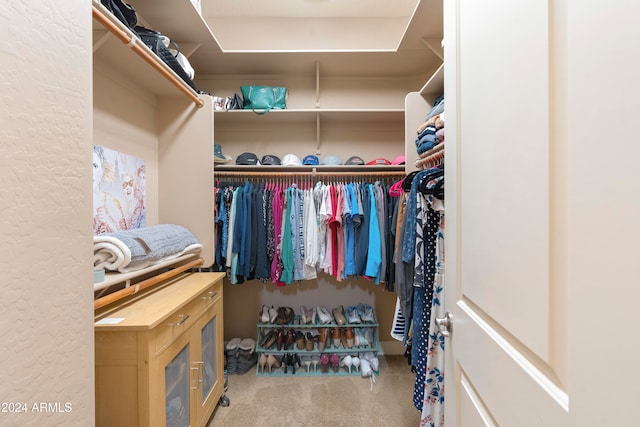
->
[100,0,138,31]
[225,93,244,110]
[134,26,197,91]
[240,86,287,114]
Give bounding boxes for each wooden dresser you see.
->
[94,272,225,427]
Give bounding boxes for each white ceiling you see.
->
[206,0,420,18]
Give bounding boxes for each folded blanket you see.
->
[94,224,202,273]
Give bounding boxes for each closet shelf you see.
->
[215,165,406,178]
[213,109,404,126]
[92,0,203,107]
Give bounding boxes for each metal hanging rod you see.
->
[214,169,406,178]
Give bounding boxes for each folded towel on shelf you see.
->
[94,224,202,273]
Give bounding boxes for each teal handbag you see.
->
[240,86,287,114]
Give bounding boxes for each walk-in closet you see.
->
[7,0,640,426]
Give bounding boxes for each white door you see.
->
[443,0,640,426]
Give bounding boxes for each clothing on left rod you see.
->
[213,179,399,286]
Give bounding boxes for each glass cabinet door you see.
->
[200,315,217,403]
[193,300,223,425]
[165,344,190,427]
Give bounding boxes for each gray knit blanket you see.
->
[93,224,202,273]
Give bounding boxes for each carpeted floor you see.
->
[206,355,421,427]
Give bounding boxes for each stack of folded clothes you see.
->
[415,96,445,155]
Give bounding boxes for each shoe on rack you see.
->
[301,305,316,324]
[259,353,268,374]
[351,355,361,373]
[301,355,312,373]
[341,355,353,374]
[346,305,361,324]
[260,329,277,349]
[284,329,294,350]
[357,303,376,323]
[332,328,342,349]
[268,306,278,323]
[305,332,315,351]
[332,305,347,325]
[362,351,379,372]
[330,353,340,373]
[276,329,285,351]
[317,328,328,352]
[344,327,354,349]
[311,355,321,373]
[316,306,333,324]
[259,305,270,323]
[266,353,281,374]
[295,330,305,350]
[360,358,372,378]
[319,353,330,373]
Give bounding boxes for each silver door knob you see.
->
[435,312,452,337]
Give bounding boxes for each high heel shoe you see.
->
[319,353,330,373]
[290,353,301,375]
[266,353,281,374]
[259,353,268,373]
[311,355,320,373]
[330,353,340,373]
[301,355,312,373]
[351,355,361,373]
[282,353,291,374]
[340,355,353,374]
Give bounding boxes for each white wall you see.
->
[0,1,94,425]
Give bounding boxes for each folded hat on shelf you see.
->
[282,153,302,166]
[345,156,365,165]
[236,152,260,165]
[261,154,281,165]
[321,155,342,165]
[302,155,319,165]
[366,158,391,166]
[391,155,406,165]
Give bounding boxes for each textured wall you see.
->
[0,1,94,425]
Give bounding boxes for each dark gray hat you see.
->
[236,152,260,165]
[261,154,281,165]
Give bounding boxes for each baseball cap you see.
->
[302,155,319,165]
[236,152,260,165]
[282,154,302,166]
[321,155,342,166]
[345,156,365,165]
[261,154,281,165]
[366,157,391,166]
[391,155,406,165]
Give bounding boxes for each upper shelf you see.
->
[213,109,404,126]
[92,0,203,106]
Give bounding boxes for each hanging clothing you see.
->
[420,196,445,427]
[213,177,402,286]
